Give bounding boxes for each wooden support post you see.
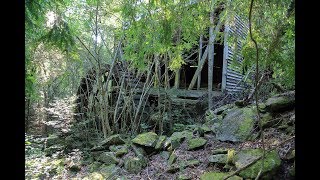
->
[174,68,180,89]
[208,11,215,110]
[188,17,223,90]
[222,25,229,92]
[197,35,203,90]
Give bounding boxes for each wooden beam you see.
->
[197,35,203,90]
[208,11,215,109]
[188,46,209,90]
[174,68,180,89]
[221,25,229,92]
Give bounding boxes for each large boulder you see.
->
[164,131,193,150]
[208,154,227,164]
[132,132,158,147]
[216,107,257,142]
[234,149,281,179]
[187,138,207,150]
[109,145,129,157]
[99,164,120,179]
[265,92,295,113]
[95,152,119,165]
[213,104,234,115]
[124,156,147,174]
[200,172,242,180]
[91,134,125,151]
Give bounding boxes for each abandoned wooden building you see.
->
[75,6,250,134]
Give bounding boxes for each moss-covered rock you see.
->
[88,162,102,173]
[178,174,191,180]
[187,138,207,150]
[200,172,242,180]
[167,159,200,173]
[96,152,119,165]
[83,172,104,180]
[155,135,167,150]
[160,151,170,160]
[213,104,234,115]
[208,154,227,164]
[91,134,126,151]
[261,113,273,128]
[165,131,193,150]
[265,95,295,113]
[131,144,147,156]
[234,149,281,179]
[212,148,228,155]
[99,164,120,179]
[201,124,211,133]
[124,156,147,174]
[109,145,129,157]
[168,151,177,165]
[216,107,257,142]
[132,132,158,147]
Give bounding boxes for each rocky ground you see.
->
[25,91,295,180]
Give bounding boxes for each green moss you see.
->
[235,149,281,179]
[200,172,242,180]
[155,135,166,150]
[236,107,256,140]
[132,132,158,147]
[168,151,177,165]
[187,138,207,150]
[124,156,147,174]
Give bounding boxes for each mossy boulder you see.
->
[216,107,257,142]
[83,172,105,180]
[167,159,200,173]
[160,151,170,160]
[187,138,207,150]
[212,148,228,155]
[91,134,125,151]
[95,152,119,165]
[124,156,147,174]
[168,151,177,165]
[201,124,211,133]
[213,104,234,115]
[109,145,129,157]
[155,135,167,150]
[178,174,191,180]
[205,110,223,126]
[208,154,227,164]
[132,132,158,147]
[200,172,242,180]
[88,162,102,173]
[165,131,193,150]
[234,149,281,179]
[261,113,273,128]
[99,164,120,179]
[265,94,295,113]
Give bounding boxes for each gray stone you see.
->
[124,156,147,174]
[234,149,281,179]
[187,138,207,150]
[132,132,158,147]
[215,107,257,142]
[96,152,119,165]
[208,154,227,164]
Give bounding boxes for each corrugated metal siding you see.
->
[223,14,249,93]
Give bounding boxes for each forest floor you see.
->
[25,91,295,180]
